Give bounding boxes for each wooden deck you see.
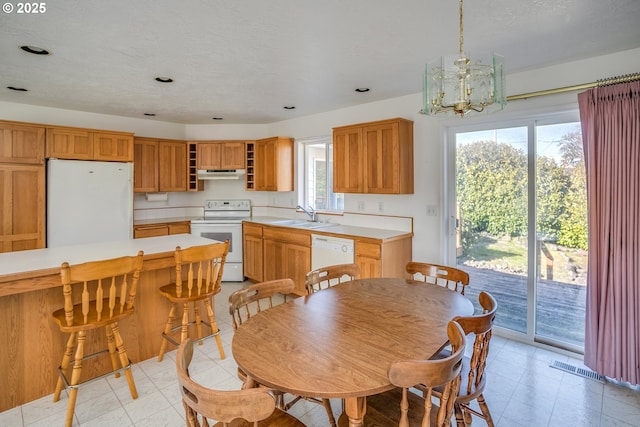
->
[460,265,586,347]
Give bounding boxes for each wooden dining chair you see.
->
[157,241,229,362]
[434,291,498,427]
[176,338,307,427]
[229,279,338,427]
[340,320,466,427]
[305,263,360,294]
[51,251,144,427]
[406,261,470,295]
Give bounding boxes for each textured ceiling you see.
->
[1,0,639,124]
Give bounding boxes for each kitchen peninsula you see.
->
[0,234,216,412]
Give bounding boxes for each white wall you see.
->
[2,48,639,263]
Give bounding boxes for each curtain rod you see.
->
[506,72,640,101]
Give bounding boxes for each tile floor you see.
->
[2,282,639,427]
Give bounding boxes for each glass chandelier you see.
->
[421,0,506,117]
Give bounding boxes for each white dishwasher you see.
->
[311,234,355,270]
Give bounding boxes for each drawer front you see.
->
[356,241,381,259]
[243,223,263,237]
[168,222,190,235]
[134,225,169,238]
[263,227,310,246]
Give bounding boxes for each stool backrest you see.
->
[175,242,228,298]
[60,251,144,326]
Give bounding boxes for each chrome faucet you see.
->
[296,205,318,222]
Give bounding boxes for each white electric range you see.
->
[190,199,251,282]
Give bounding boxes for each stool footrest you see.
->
[57,348,134,390]
[160,320,222,347]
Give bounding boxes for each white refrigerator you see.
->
[47,159,134,247]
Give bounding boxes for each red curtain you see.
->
[578,80,640,385]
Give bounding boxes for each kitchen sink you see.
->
[271,219,334,229]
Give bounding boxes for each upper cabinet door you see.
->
[158,141,187,192]
[333,126,363,193]
[254,137,293,191]
[46,127,93,160]
[92,132,134,162]
[0,122,45,165]
[133,137,159,192]
[363,122,400,194]
[221,141,246,169]
[197,143,223,170]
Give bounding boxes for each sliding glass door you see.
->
[447,115,587,351]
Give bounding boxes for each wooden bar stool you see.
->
[51,251,144,427]
[157,241,229,362]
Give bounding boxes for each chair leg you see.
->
[194,302,203,345]
[322,398,337,427]
[110,322,138,400]
[181,303,190,344]
[105,325,121,379]
[454,403,466,427]
[158,304,176,362]
[204,297,225,360]
[65,330,86,427]
[477,394,495,427]
[54,332,76,402]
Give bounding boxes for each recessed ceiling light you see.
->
[20,45,50,55]
[155,77,174,83]
[355,88,370,93]
[144,113,156,117]
[283,106,296,110]
[212,117,223,120]
[7,86,28,92]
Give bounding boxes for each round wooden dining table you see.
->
[231,277,474,427]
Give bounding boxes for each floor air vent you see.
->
[549,360,605,382]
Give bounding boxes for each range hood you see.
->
[197,169,246,180]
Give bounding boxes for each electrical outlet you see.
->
[378,202,384,213]
[426,205,438,216]
[357,201,365,211]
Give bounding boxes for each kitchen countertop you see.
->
[133,216,202,226]
[0,234,214,282]
[246,216,413,241]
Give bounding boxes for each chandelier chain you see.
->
[459,0,464,55]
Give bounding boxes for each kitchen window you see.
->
[299,137,344,211]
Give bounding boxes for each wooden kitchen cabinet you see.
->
[158,140,187,192]
[243,223,264,282]
[262,226,310,295]
[196,141,245,170]
[0,164,46,252]
[333,126,364,193]
[355,235,413,279]
[133,220,190,238]
[333,118,413,194]
[133,137,158,192]
[46,126,133,162]
[46,127,92,160]
[133,137,187,192]
[250,136,293,191]
[0,121,46,252]
[92,131,134,161]
[0,121,45,165]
